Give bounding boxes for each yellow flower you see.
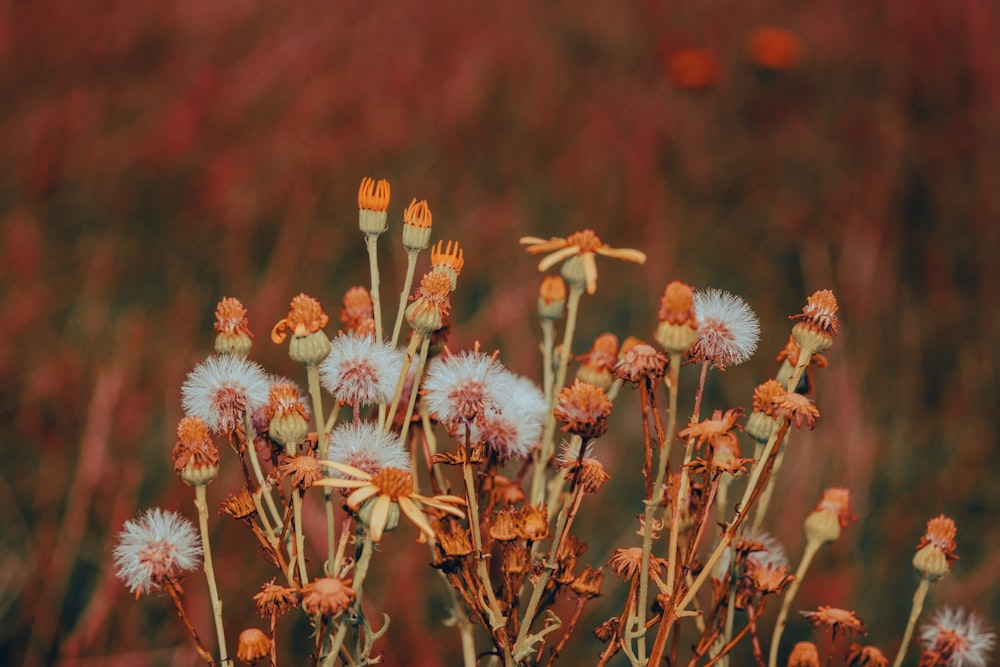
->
[315,463,465,541]
[520,229,646,295]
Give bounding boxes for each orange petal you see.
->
[398,497,435,540]
[367,495,393,542]
[596,246,647,264]
[583,253,599,294]
[346,485,379,509]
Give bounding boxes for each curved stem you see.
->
[384,332,423,431]
[164,579,216,665]
[398,335,432,447]
[194,485,229,666]
[891,577,931,667]
[769,538,822,667]
[391,250,419,349]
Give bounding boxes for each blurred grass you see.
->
[2,0,998,664]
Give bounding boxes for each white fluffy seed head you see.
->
[691,289,760,369]
[471,373,547,461]
[920,607,996,667]
[113,508,202,596]
[422,351,509,427]
[326,421,409,477]
[181,355,271,434]
[713,531,789,579]
[319,334,404,407]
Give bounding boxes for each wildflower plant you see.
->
[112,178,994,667]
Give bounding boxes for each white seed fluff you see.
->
[920,607,996,667]
[113,508,202,596]
[692,289,761,369]
[319,334,404,407]
[326,421,410,476]
[181,355,271,434]
[422,351,509,427]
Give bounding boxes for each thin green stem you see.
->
[398,335,431,448]
[364,234,384,342]
[633,360,680,662]
[384,333,422,431]
[891,577,931,667]
[307,364,336,574]
[194,484,230,666]
[391,250,419,349]
[769,538,822,667]
[532,284,583,507]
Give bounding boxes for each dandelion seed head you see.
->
[113,508,201,596]
[319,334,403,407]
[423,350,508,427]
[471,373,546,460]
[920,607,995,667]
[690,289,760,369]
[181,355,270,434]
[327,422,409,476]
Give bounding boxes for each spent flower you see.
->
[113,508,202,597]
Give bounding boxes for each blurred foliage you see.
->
[1,0,998,664]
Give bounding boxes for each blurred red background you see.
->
[2,0,997,664]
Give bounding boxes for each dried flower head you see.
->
[271,293,330,343]
[254,580,299,617]
[747,561,794,595]
[791,289,840,354]
[172,416,220,486]
[320,334,403,407]
[236,628,271,664]
[678,408,743,450]
[340,286,375,334]
[422,349,509,428]
[277,451,323,490]
[113,508,202,597]
[405,271,453,333]
[570,565,605,599]
[520,229,646,295]
[358,177,390,234]
[554,380,613,440]
[594,617,621,643]
[538,275,567,319]
[316,463,466,542]
[266,382,310,450]
[575,333,619,388]
[615,342,669,385]
[182,355,270,434]
[518,504,550,541]
[301,576,357,618]
[919,607,995,667]
[609,547,667,581]
[914,515,959,581]
[801,606,867,640]
[326,422,409,476]
[689,289,760,369]
[655,280,699,353]
[772,391,821,429]
[402,198,433,251]
[219,489,258,521]
[787,641,820,667]
[804,488,856,544]
[489,508,521,542]
[214,297,253,357]
[846,644,889,667]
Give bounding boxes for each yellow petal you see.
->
[537,245,581,272]
[368,495,393,542]
[313,478,370,490]
[318,460,373,480]
[583,253,598,295]
[596,246,647,264]
[346,485,379,509]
